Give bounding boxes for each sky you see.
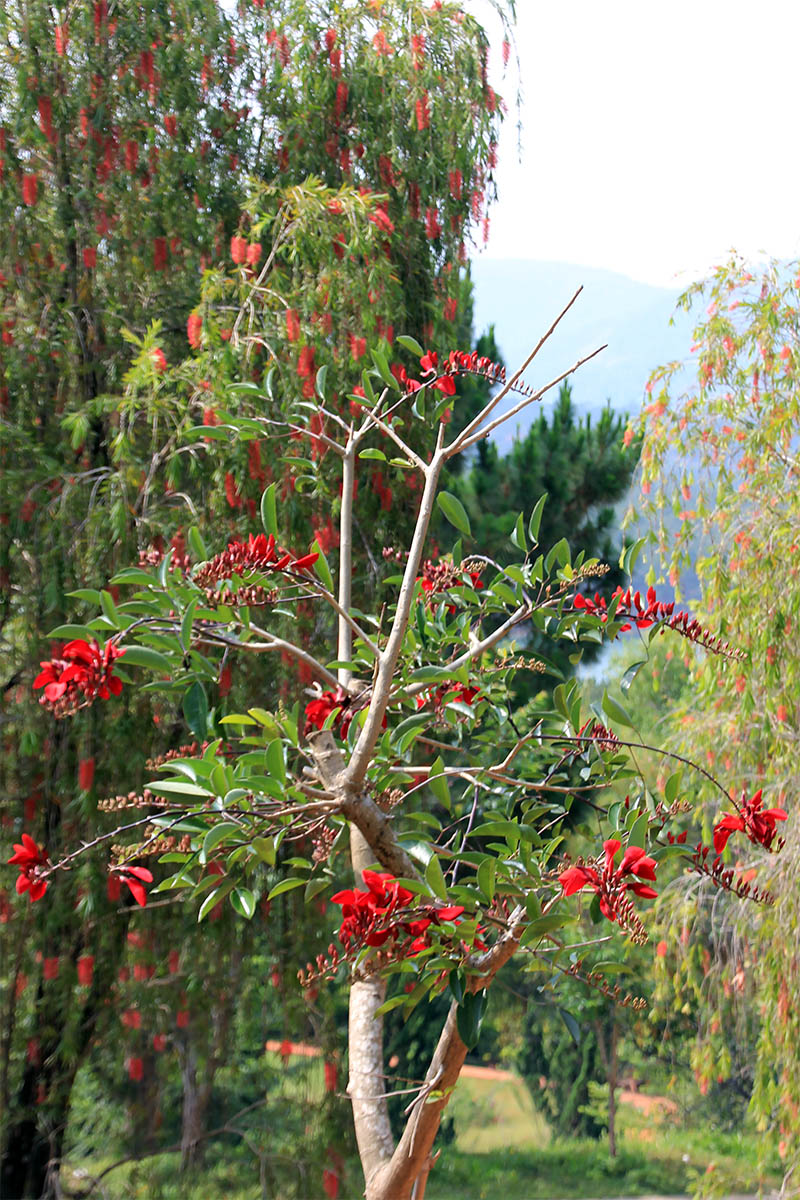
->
[473,1,800,286]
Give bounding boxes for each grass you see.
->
[66,1065,783,1200]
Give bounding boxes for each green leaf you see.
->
[456,990,487,1050]
[425,853,448,901]
[627,809,650,851]
[183,681,209,740]
[619,658,648,694]
[220,712,259,726]
[198,882,233,922]
[427,757,450,811]
[147,780,212,798]
[201,821,240,862]
[187,525,208,561]
[181,599,199,652]
[437,491,471,538]
[510,513,527,552]
[120,645,172,673]
[664,772,682,805]
[312,542,334,592]
[266,739,286,787]
[396,334,424,357]
[528,494,548,544]
[267,877,307,900]
[67,588,103,606]
[230,887,256,919]
[477,857,496,903]
[109,568,158,587]
[47,623,98,641]
[519,913,569,946]
[602,692,635,729]
[358,448,387,461]
[315,364,329,402]
[252,837,276,865]
[371,347,397,390]
[260,483,278,538]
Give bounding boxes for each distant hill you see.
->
[470,259,693,449]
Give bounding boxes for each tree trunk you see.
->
[178,1042,210,1171]
[607,1021,618,1159]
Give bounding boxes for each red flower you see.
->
[304,687,353,737]
[285,308,300,342]
[78,757,95,791]
[22,174,38,206]
[332,870,463,952]
[187,312,202,348]
[559,839,657,924]
[151,347,167,372]
[110,865,153,907]
[230,235,247,265]
[34,639,125,716]
[246,242,262,267]
[82,246,97,270]
[8,835,50,902]
[153,237,168,271]
[164,114,177,137]
[77,955,94,985]
[713,789,787,854]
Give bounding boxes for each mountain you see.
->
[469,259,693,449]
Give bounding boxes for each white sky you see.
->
[475,0,800,287]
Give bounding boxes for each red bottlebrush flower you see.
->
[559,839,657,927]
[22,174,38,207]
[713,789,787,854]
[368,205,395,235]
[78,757,95,791]
[153,1033,167,1052]
[324,1060,337,1093]
[168,950,180,974]
[150,347,167,372]
[218,663,232,697]
[285,308,300,342]
[349,334,367,361]
[110,865,153,908]
[502,38,511,66]
[38,96,55,144]
[124,139,138,172]
[55,23,69,55]
[334,81,348,119]
[411,33,425,69]
[297,345,315,379]
[448,169,462,201]
[187,312,202,348]
[8,834,49,902]
[322,1169,339,1199]
[230,234,247,265]
[128,1057,144,1082]
[153,236,167,271]
[77,955,94,985]
[82,246,97,270]
[324,27,337,51]
[34,638,125,715]
[224,472,240,509]
[425,207,441,240]
[43,957,60,981]
[372,29,393,55]
[415,92,430,131]
[164,114,177,137]
[246,241,262,267]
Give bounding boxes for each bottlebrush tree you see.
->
[0,2,509,1191]
[7,300,781,1200]
[628,254,800,1185]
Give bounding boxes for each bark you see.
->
[179,1043,209,1171]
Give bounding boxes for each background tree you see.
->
[630,253,800,1184]
[0,1,510,1193]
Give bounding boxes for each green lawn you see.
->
[66,1064,782,1200]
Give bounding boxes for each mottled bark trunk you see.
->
[179,1043,210,1171]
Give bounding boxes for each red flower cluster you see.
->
[713,789,787,854]
[416,682,481,713]
[332,870,464,954]
[559,839,658,925]
[8,835,49,902]
[34,639,125,716]
[416,558,484,611]
[110,865,153,907]
[573,586,742,659]
[304,687,353,737]
[193,533,318,588]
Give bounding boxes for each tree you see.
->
[629,253,799,1181]
[0,1,510,1192]
[7,314,775,1200]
